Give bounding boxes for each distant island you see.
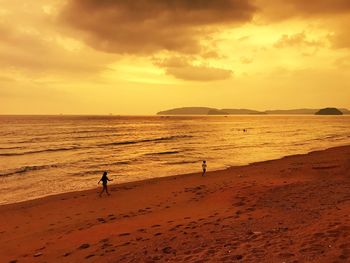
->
[157,107,350,115]
[315,108,343,115]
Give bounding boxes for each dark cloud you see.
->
[60,0,257,55]
[257,0,350,21]
[154,56,232,81]
[283,0,350,16]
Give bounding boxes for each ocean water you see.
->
[0,115,349,204]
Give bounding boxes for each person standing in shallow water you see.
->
[98,171,113,196]
[202,160,207,176]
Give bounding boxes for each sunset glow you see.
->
[1,0,350,114]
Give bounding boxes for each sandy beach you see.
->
[1,145,350,262]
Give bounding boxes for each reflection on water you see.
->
[0,115,349,204]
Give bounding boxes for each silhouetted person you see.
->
[98,171,113,196]
[202,160,207,176]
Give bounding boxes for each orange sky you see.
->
[1,0,350,115]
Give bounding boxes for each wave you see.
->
[0,164,58,177]
[153,151,180,155]
[322,134,344,140]
[108,161,131,165]
[74,134,114,140]
[0,146,81,156]
[166,160,198,165]
[5,137,53,144]
[0,146,23,150]
[84,160,132,170]
[3,130,118,144]
[69,169,104,177]
[98,135,192,147]
[1,135,193,155]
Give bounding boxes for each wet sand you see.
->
[1,145,350,262]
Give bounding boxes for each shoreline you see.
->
[1,144,350,262]
[1,144,349,208]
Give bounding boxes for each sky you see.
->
[1,0,350,115]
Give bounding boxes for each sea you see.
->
[1,115,349,204]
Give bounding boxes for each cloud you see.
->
[154,56,232,81]
[240,56,253,64]
[333,34,350,49]
[0,22,114,78]
[256,0,350,21]
[60,0,257,55]
[274,32,323,48]
[255,1,350,51]
[328,20,350,50]
[334,55,350,69]
[281,0,350,16]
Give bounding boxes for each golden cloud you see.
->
[0,22,113,77]
[154,56,232,81]
[274,32,323,48]
[329,19,350,50]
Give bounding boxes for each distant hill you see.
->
[157,107,350,115]
[157,107,215,115]
[157,107,263,115]
[265,109,319,115]
[221,109,265,115]
[339,108,350,114]
[266,108,350,115]
[208,109,229,115]
[315,108,343,115]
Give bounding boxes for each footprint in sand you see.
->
[121,242,131,246]
[78,243,90,250]
[97,218,106,223]
[278,252,295,258]
[162,246,175,254]
[101,243,113,249]
[119,233,130,237]
[99,238,109,243]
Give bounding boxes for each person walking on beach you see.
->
[202,160,207,176]
[98,171,113,196]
